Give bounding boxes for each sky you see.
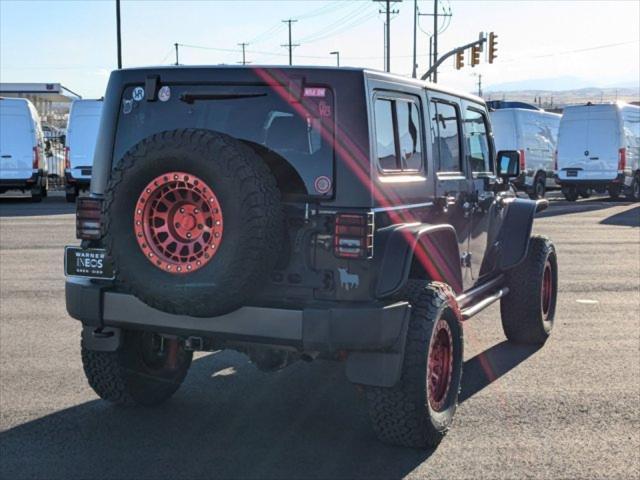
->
[1,0,638,98]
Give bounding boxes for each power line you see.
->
[299,5,378,44]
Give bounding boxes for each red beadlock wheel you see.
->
[133,172,223,274]
[427,318,454,412]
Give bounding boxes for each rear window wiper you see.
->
[179,92,266,104]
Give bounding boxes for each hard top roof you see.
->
[116,65,485,105]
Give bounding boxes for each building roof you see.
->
[0,83,82,102]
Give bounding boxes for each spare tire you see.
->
[104,129,284,317]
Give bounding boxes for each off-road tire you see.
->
[562,186,578,202]
[501,235,557,344]
[103,129,284,317]
[66,189,77,203]
[365,281,463,448]
[627,174,640,202]
[81,330,192,406]
[528,175,546,200]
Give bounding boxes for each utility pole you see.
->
[174,43,179,66]
[115,0,122,69]
[412,0,417,78]
[477,74,482,97]
[238,42,250,65]
[330,51,340,67]
[374,0,400,73]
[281,19,299,66]
[419,0,452,83]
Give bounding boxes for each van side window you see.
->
[431,101,462,172]
[463,108,492,173]
[374,96,424,172]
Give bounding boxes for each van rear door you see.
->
[558,106,619,181]
[0,106,34,180]
[68,102,103,179]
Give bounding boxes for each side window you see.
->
[431,101,462,172]
[374,98,397,170]
[464,108,492,173]
[396,100,422,170]
[374,95,424,172]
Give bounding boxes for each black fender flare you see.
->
[497,198,548,270]
[375,223,463,298]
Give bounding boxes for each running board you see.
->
[460,287,509,321]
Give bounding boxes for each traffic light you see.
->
[488,32,498,63]
[470,46,480,67]
[455,50,464,70]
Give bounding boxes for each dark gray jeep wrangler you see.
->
[65,66,558,448]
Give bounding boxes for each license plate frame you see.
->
[566,170,578,177]
[64,246,114,280]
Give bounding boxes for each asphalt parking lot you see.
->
[0,192,639,480]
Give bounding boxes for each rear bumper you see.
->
[65,277,410,353]
[556,171,623,185]
[0,170,42,189]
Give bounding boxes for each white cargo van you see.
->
[0,98,48,201]
[64,99,103,202]
[490,108,561,198]
[556,102,640,201]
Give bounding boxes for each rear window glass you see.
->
[114,85,335,197]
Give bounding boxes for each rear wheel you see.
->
[65,189,77,203]
[528,175,546,200]
[30,181,45,202]
[609,183,621,200]
[81,330,192,406]
[501,235,557,344]
[365,281,463,448]
[627,174,640,202]
[562,185,578,202]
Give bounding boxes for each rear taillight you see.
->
[32,147,39,170]
[334,213,374,259]
[518,149,526,170]
[76,198,103,240]
[64,147,70,169]
[618,147,626,172]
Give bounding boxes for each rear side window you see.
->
[464,108,492,173]
[373,95,423,173]
[374,99,397,170]
[430,101,462,172]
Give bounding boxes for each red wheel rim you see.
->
[134,172,223,274]
[427,318,454,412]
[541,259,553,319]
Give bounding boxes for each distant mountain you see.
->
[485,76,639,93]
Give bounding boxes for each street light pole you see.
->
[330,51,340,67]
[116,0,122,69]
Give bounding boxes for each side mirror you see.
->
[496,150,521,179]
